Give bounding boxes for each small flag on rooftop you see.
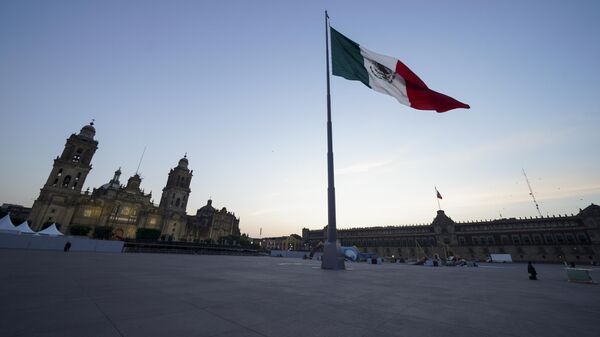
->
[436,188,443,200]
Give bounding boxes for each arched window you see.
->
[52,178,58,187]
[57,168,63,176]
[175,198,181,207]
[62,175,71,187]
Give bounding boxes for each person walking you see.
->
[527,261,537,280]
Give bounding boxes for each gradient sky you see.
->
[1,1,599,237]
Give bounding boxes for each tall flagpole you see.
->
[322,10,345,270]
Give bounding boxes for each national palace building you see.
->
[27,122,240,242]
[302,205,600,263]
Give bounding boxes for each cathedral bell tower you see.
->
[158,155,193,241]
[29,122,99,230]
[159,155,193,212]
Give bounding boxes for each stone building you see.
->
[302,204,600,263]
[181,199,240,242]
[259,235,304,251]
[27,122,240,242]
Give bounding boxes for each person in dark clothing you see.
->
[63,241,71,252]
[527,261,537,280]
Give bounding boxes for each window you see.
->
[544,234,554,244]
[458,237,466,245]
[72,154,81,163]
[577,234,588,243]
[501,236,510,245]
[487,237,495,245]
[555,234,565,244]
[533,235,543,244]
[522,235,531,245]
[472,237,479,245]
[58,168,63,176]
[62,175,71,187]
[565,234,575,243]
[52,178,58,187]
[175,198,181,207]
[511,235,521,245]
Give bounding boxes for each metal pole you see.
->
[322,10,345,270]
[326,11,336,245]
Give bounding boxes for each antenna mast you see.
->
[136,146,147,175]
[522,168,542,217]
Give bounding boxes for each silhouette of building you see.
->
[27,122,240,241]
[0,204,31,223]
[303,205,600,263]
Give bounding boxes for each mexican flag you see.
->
[330,27,470,113]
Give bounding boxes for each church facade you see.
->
[302,205,600,263]
[28,123,240,241]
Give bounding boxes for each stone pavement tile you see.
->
[0,292,90,313]
[0,300,107,337]
[202,300,303,327]
[300,303,395,331]
[93,292,197,321]
[247,314,371,337]
[77,277,149,295]
[373,316,501,337]
[206,327,266,337]
[112,309,240,337]
[18,321,122,337]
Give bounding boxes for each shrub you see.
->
[93,226,113,240]
[41,222,61,230]
[69,225,92,236]
[136,228,161,241]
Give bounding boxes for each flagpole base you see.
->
[321,241,346,270]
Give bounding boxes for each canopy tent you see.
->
[37,223,64,236]
[16,221,36,234]
[0,214,19,232]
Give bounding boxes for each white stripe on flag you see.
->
[360,47,410,106]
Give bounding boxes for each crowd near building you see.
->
[303,205,600,263]
[22,122,240,242]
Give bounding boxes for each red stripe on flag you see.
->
[395,60,470,113]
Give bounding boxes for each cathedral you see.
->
[28,122,240,242]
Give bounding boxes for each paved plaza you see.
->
[1,250,599,337]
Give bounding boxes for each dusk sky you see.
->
[1,1,599,237]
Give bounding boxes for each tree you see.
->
[136,228,161,241]
[93,226,113,240]
[69,225,92,236]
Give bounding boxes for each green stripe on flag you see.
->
[330,27,370,88]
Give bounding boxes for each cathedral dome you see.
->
[178,154,189,169]
[196,199,215,216]
[79,121,96,140]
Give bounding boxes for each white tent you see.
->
[0,214,19,232]
[37,223,64,236]
[16,221,36,234]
